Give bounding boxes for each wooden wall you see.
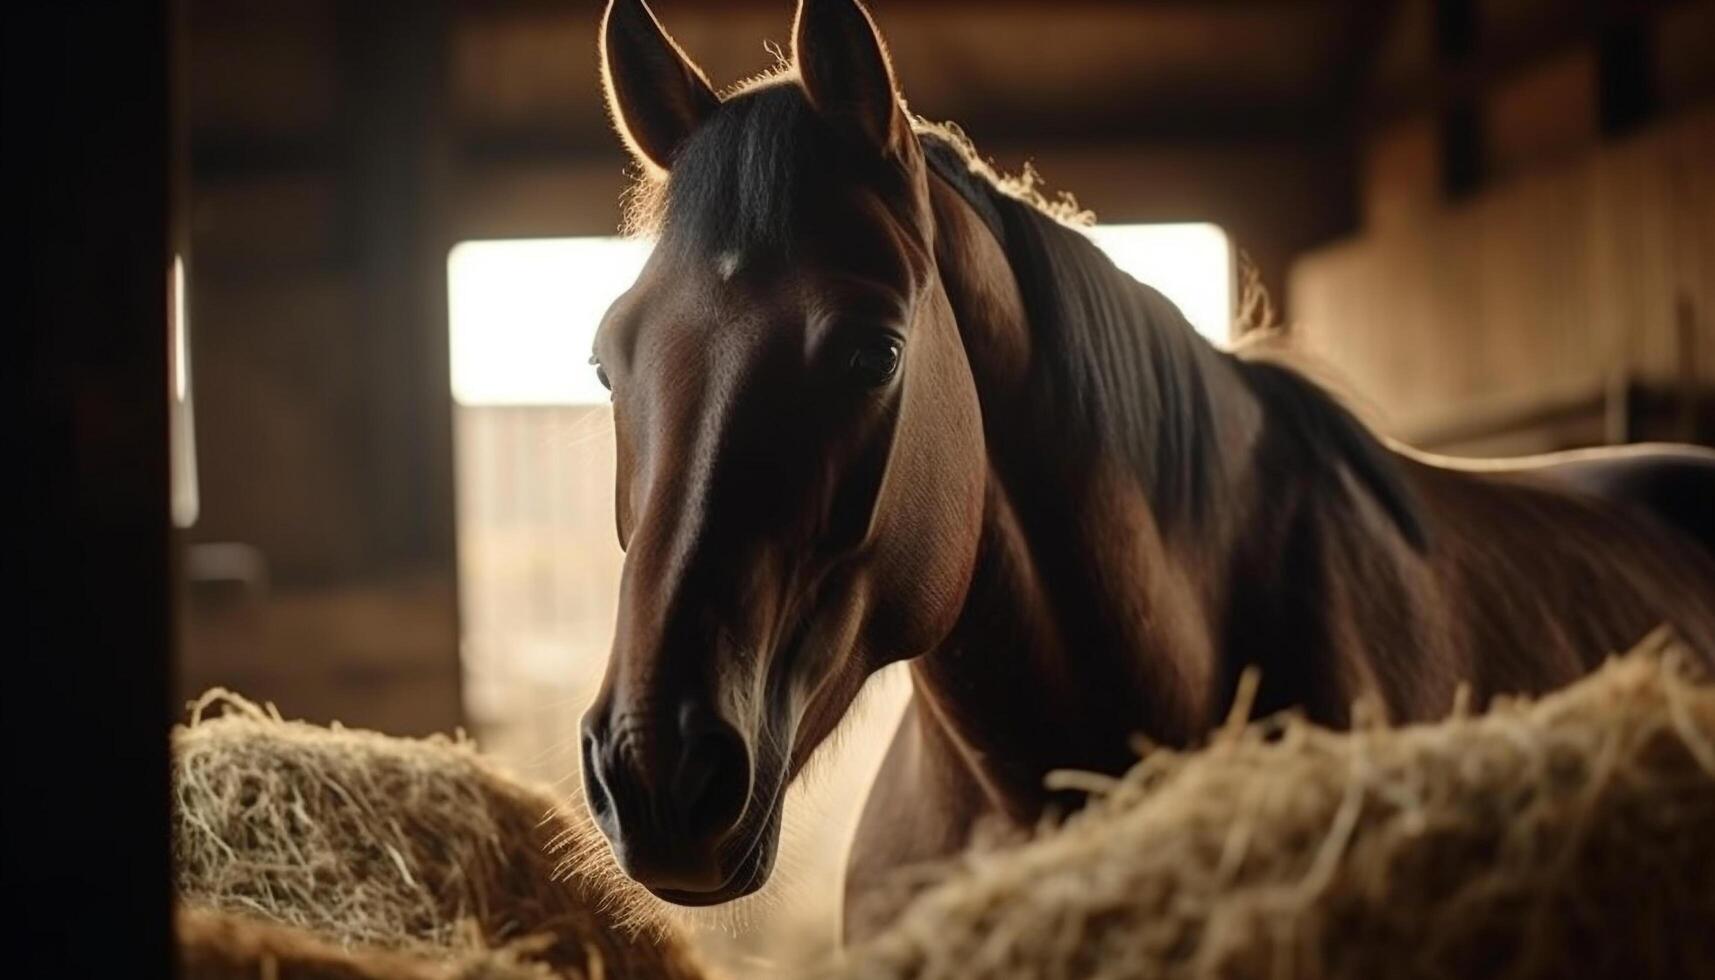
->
[1291,107,1714,452]
[1288,0,1715,454]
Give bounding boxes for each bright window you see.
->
[448,237,653,406]
[1084,223,1233,344]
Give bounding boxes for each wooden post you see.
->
[338,0,458,577]
[1433,0,1486,199]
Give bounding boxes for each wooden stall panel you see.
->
[1290,108,1715,452]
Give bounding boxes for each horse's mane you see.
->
[918,128,1426,547]
[913,119,1094,228]
[919,132,1224,524]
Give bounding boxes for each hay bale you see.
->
[837,634,1715,980]
[173,693,704,980]
[176,906,554,980]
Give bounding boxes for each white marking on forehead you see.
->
[715,251,743,281]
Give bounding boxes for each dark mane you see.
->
[921,132,1426,546]
[988,168,1228,524]
[658,81,828,256]
[1234,359,1428,549]
[645,80,904,257]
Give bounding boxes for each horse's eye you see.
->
[589,354,611,391]
[847,339,902,388]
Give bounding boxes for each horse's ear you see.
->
[600,0,720,175]
[793,0,909,156]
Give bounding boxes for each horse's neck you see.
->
[913,176,1264,820]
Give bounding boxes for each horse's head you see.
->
[581,0,987,904]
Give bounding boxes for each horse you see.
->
[579,0,1715,942]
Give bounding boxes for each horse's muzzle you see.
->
[580,698,753,895]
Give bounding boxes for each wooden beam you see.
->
[1597,15,1657,135]
[191,131,338,182]
[337,0,460,576]
[457,96,1345,169]
[1366,0,1679,127]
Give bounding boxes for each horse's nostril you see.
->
[582,704,752,891]
[672,723,750,840]
[673,744,718,808]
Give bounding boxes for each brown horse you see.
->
[580,0,1715,940]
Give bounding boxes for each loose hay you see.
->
[172,692,704,980]
[835,632,1715,980]
[176,905,556,980]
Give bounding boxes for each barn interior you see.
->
[13,0,1714,975]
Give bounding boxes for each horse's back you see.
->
[1512,443,1715,558]
[1397,442,1715,682]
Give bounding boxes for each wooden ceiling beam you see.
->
[1363,0,1679,127]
